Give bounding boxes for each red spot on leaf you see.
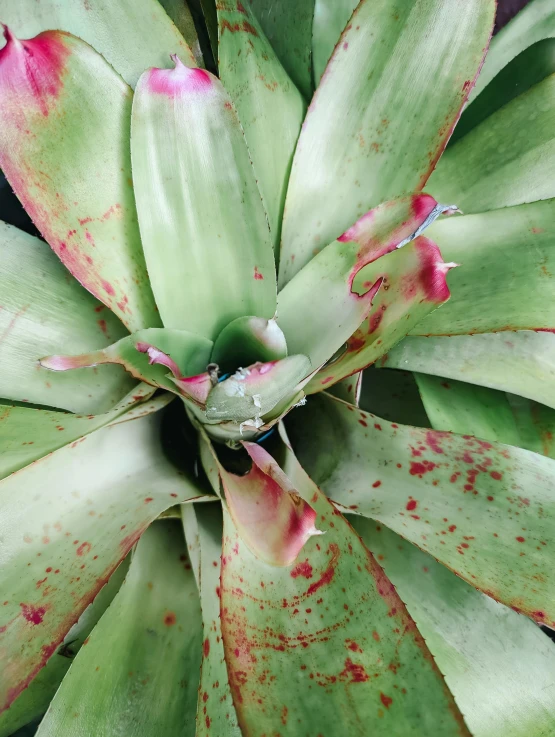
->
[203,638,210,657]
[340,658,369,683]
[164,612,176,626]
[406,499,417,511]
[380,692,393,709]
[490,471,502,481]
[516,536,525,543]
[20,603,46,625]
[290,561,313,579]
[306,544,340,596]
[76,542,91,557]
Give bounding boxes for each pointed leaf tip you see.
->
[146,62,213,96]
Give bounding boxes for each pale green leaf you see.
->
[36,520,202,737]
[415,373,555,459]
[219,437,470,736]
[0,0,196,87]
[412,199,555,335]
[279,0,494,284]
[0,411,205,713]
[327,371,362,405]
[382,331,555,410]
[131,58,276,341]
[0,220,133,414]
[312,0,358,85]
[249,0,315,100]
[217,0,305,253]
[0,558,129,737]
[0,30,160,331]
[451,39,555,146]
[288,392,555,626]
[0,385,164,481]
[471,0,555,101]
[430,73,555,214]
[210,316,287,372]
[354,517,555,737]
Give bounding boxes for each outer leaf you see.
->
[288,392,555,626]
[354,517,555,737]
[412,200,555,335]
[451,39,555,146]
[157,0,203,66]
[40,329,213,398]
[0,412,206,713]
[217,0,305,252]
[194,503,242,736]
[210,316,287,372]
[279,0,494,284]
[205,355,310,425]
[0,384,162,480]
[0,558,129,737]
[382,331,555,410]
[0,220,133,414]
[359,367,431,429]
[0,30,160,332]
[131,58,276,340]
[328,371,362,405]
[278,195,454,377]
[471,0,555,101]
[249,0,315,100]
[219,439,470,736]
[429,73,555,214]
[415,373,555,459]
[312,0,358,85]
[35,521,202,737]
[0,0,196,87]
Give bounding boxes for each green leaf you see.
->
[278,195,454,379]
[219,435,471,736]
[0,411,205,713]
[412,199,555,335]
[40,328,213,398]
[354,517,555,737]
[0,29,160,332]
[131,58,276,341]
[429,73,555,214]
[359,367,431,428]
[471,0,555,102]
[0,384,164,481]
[0,558,129,737]
[451,39,555,146]
[279,0,494,284]
[312,0,358,85]
[210,316,287,372]
[193,503,242,736]
[249,0,315,100]
[288,392,555,626]
[0,220,134,414]
[327,371,362,405]
[0,0,196,87]
[35,520,202,737]
[217,0,305,253]
[157,0,204,66]
[415,373,555,459]
[382,331,555,410]
[205,355,310,425]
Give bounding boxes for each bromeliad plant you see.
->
[1,0,555,734]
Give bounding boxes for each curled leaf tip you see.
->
[135,342,181,378]
[1,23,16,46]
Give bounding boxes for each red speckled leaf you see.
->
[0,411,206,713]
[0,29,160,331]
[279,0,495,284]
[218,435,470,736]
[288,392,555,627]
[277,194,455,379]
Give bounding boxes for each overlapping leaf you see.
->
[288,393,555,626]
[0,30,160,331]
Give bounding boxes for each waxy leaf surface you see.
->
[413,200,555,335]
[279,0,494,283]
[0,30,160,332]
[312,0,358,85]
[383,331,555,411]
[288,393,555,627]
[0,0,196,87]
[0,412,204,712]
[355,517,555,737]
[35,521,202,737]
[217,0,305,253]
[430,72,555,214]
[219,443,470,736]
[132,59,276,341]
[0,221,133,414]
